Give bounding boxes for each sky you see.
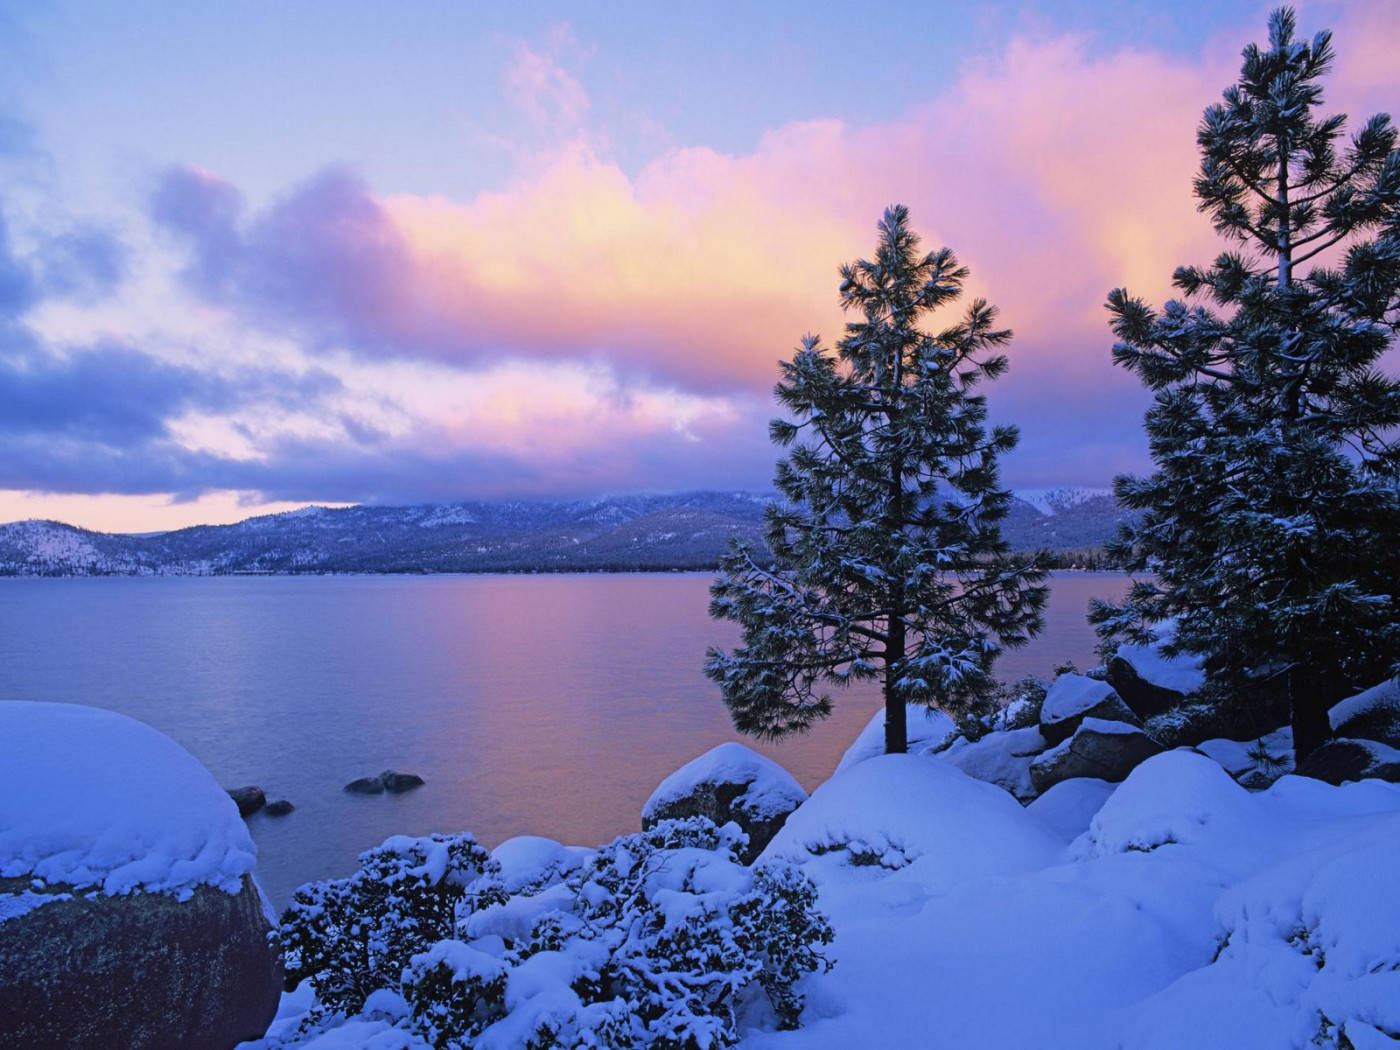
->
[0,1,1396,533]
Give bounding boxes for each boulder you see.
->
[1329,679,1400,749]
[345,775,385,794]
[345,770,426,795]
[1029,718,1162,795]
[227,785,266,817]
[263,799,295,816]
[0,702,281,1050]
[0,874,282,1050]
[940,726,1048,802]
[1039,674,1141,747]
[1294,738,1400,786]
[1104,627,1205,719]
[643,743,807,864]
[381,770,426,793]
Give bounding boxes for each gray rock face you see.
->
[1029,718,1162,795]
[643,743,807,865]
[1295,738,1400,786]
[226,786,266,817]
[0,873,281,1050]
[381,770,426,793]
[1039,674,1142,747]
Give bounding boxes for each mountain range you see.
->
[0,489,1131,576]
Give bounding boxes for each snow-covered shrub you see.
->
[278,832,504,1026]
[278,820,832,1049]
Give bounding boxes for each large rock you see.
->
[1039,674,1141,746]
[227,785,266,817]
[1294,738,1400,786]
[1104,626,1205,719]
[0,703,281,1050]
[1029,718,1162,795]
[940,726,1048,802]
[0,874,281,1050]
[1329,679,1400,749]
[643,742,807,864]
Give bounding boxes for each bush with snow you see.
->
[274,820,831,1049]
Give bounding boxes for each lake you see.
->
[0,571,1129,907]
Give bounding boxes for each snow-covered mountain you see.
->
[0,489,1133,576]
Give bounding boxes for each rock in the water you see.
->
[227,785,266,817]
[1294,738,1400,786]
[344,775,386,794]
[1104,628,1205,719]
[1039,674,1141,747]
[0,702,280,1050]
[1029,718,1162,795]
[1329,679,1400,749]
[381,770,426,793]
[644,742,807,864]
[263,799,295,816]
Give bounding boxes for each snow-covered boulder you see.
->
[1195,727,1295,789]
[1105,625,1205,719]
[835,704,957,773]
[1039,673,1141,746]
[761,754,1060,894]
[0,702,281,1050]
[642,742,806,863]
[1030,717,1161,795]
[940,725,1048,802]
[1026,777,1116,842]
[1330,678,1400,748]
[1294,738,1400,786]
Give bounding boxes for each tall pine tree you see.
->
[706,206,1047,755]
[1091,7,1400,762]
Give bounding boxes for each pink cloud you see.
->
[146,4,1400,494]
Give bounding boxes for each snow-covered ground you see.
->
[241,738,1400,1049]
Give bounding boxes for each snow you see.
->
[1330,677,1400,730]
[760,754,1061,892]
[834,704,957,773]
[1014,486,1113,515]
[940,725,1046,801]
[644,742,807,822]
[1026,777,1115,841]
[0,702,257,902]
[489,836,591,894]
[1040,673,1121,729]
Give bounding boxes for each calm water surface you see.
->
[0,572,1128,906]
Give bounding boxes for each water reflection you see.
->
[0,571,1129,907]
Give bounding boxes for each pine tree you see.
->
[706,206,1047,755]
[1091,7,1400,763]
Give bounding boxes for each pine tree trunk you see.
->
[883,628,907,754]
[1290,667,1332,764]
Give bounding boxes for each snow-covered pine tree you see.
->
[1091,7,1400,763]
[706,206,1047,755]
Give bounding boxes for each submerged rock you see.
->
[263,799,295,816]
[345,770,426,795]
[381,770,426,793]
[344,775,385,795]
[227,785,267,817]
